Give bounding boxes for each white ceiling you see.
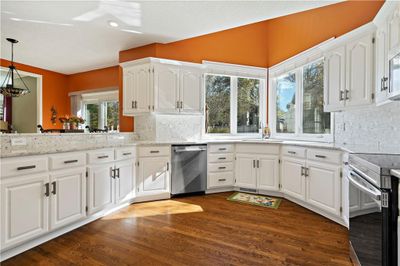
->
[1,0,341,75]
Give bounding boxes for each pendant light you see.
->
[0,38,30,97]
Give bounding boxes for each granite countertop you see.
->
[391,169,400,179]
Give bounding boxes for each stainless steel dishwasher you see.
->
[171,144,207,196]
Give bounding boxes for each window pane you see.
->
[205,75,230,133]
[303,60,331,134]
[84,103,99,129]
[276,73,296,133]
[106,101,119,130]
[237,78,260,133]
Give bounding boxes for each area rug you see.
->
[227,192,281,209]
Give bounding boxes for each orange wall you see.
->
[1,59,69,129]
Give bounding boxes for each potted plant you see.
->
[59,115,70,130]
[69,116,85,130]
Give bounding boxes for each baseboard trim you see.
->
[206,187,235,194]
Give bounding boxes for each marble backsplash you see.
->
[334,101,400,153]
[0,132,137,157]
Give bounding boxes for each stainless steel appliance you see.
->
[348,153,399,266]
[389,52,400,101]
[171,144,207,196]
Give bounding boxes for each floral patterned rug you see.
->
[227,192,281,209]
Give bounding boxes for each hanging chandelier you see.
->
[0,38,30,97]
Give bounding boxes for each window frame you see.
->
[269,58,334,142]
[82,99,119,130]
[203,73,266,138]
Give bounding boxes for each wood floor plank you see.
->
[2,192,351,266]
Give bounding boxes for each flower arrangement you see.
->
[59,115,85,130]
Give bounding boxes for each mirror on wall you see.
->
[0,69,41,133]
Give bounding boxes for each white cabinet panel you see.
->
[123,68,136,115]
[135,65,152,113]
[138,157,169,194]
[306,161,341,216]
[281,157,306,201]
[235,154,256,189]
[154,64,180,113]
[257,155,279,191]
[180,67,202,113]
[388,6,400,56]
[87,163,114,215]
[1,174,49,249]
[50,168,86,230]
[208,172,234,188]
[375,25,390,105]
[115,160,135,203]
[324,45,346,112]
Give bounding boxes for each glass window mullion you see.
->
[230,76,237,134]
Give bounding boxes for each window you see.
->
[84,101,119,130]
[205,74,264,135]
[271,59,332,141]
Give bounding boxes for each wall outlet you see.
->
[11,138,27,146]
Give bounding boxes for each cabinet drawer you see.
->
[307,148,341,164]
[208,172,234,188]
[208,162,234,172]
[49,152,86,170]
[281,146,306,159]
[87,149,115,164]
[138,146,170,157]
[208,144,234,153]
[2,156,48,178]
[236,144,279,154]
[208,153,234,163]
[115,146,136,160]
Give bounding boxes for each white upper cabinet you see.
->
[375,23,390,105]
[388,4,400,57]
[122,58,203,116]
[323,24,375,112]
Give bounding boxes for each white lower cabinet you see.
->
[281,157,306,201]
[1,174,49,249]
[115,159,135,203]
[235,154,257,189]
[50,168,86,230]
[137,156,169,194]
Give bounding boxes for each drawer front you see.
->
[87,149,115,164]
[208,172,234,188]
[208,144,234,153]
[138,146,170,157]
[49,152,86,170]
[208,162,234,172]
[281,146,306,159]
[236,144,279,154]
[2,156,48,178]
[115,147,136,160]
[208,153,234,163]
[307,148,341,164]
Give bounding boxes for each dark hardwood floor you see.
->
[3,193,351,266]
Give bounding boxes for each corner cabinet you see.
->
[323,26,374,112]
[122,58,204,116]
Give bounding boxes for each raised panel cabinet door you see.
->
[180,68,202,113]
[138,157,169,193]
[87,163,115,215]
[306,161,341,216]
[281,157,305,201]
[115,160,135,203]
[346,33,373,107]
[134,65,151,113]
[324,45,346,112]
[235,154,257,189]
[257,155,279,191]
[1,174,49,249]
[154,64,180,113]
[123,67,136,115]
[388,6,400,56]
[375,26,390,105]
[50,168,86,230]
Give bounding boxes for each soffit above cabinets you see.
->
[1,0,342,74]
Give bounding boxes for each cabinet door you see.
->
[349,182,361,214]
[306,161,341,216]
[257,155,279,191]
[388,6,400,56]
[324,45,346,112]
[154,64,180,113]
[135,65,151,113]
[138,157,169,194]
[50,168,86,230]
[87,163,114,214]
[1,174,49,249]
[375,25,390,105]
[281,157,305,201]
[123,67,136,115]
[115,160,135,203]
[180,68,202,113]
[235,154,257,189]
[346,33,373,107]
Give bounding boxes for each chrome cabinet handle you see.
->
[301,167,305,176]
[180,101,183,109]
[176,101,179,109]
[305,167,309,177]
[110,167,115,179]
[253,160,256,168]
[167,162,169,171]
[17,165,36,171]
[64,160,78,164]
[257,160,260,168]
[345,90,350,100]
[51,181,56,195]
[218,178,226,182]
[315,155,326,159]
[44,183,50,197]
[97,155,109,159]
[132,101,134,109]
[116,168,120,178]
[383,77,388,91]
[218,148,227,151]
[218,157,226,160]
[288,151,296,155]
[218,166,226,170]
[339,90,345,101]
[122,152,132,156]
[150,150,160,153]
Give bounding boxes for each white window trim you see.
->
[269,56,334,143]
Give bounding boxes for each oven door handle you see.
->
[348,171,381,201]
